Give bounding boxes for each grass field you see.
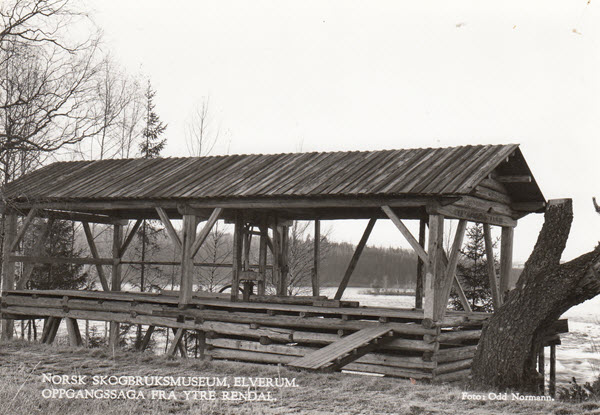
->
[0,339,599,415]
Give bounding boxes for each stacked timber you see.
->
[0,289,509,382]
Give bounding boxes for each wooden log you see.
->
[471,185,512,205]
[433,345,478,363]
[437,219,467,319]
[433,358,472,375]
[1,213,17,340]
[483,224,501,309]
[499,226,514,298]
[207,338,315,356]
[344,362,433,379]
[191,208,222,257]
[433,368,471,383]
[436,330,482,343]
[428,203,517,228]
[230,213,243,301]
[312,220,320,297]
[156,207,182,253]
[179,214,197,305]
[478,178,508,194]
[109,223,123,350]
[425,214,443,320]
[82,222,110,291]
[334,218,377,300]
[139,325,155,351]
[416,219,426,309]
[356,352,436,370]
[65,317,83,346]
[209,347,293,365]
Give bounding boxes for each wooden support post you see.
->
[41,317,55,343]
[538,346,545,393]
[243,226,251,271]
[499,226,514,302]
[82,222,110,291]
[437,219,467,319]
[415,219,426,309]
[16,219,53,290]
[549,344,556,397]
[312,220,321,297]
[483,224,502,309]
[197,331,206,359]
[230,213,243,301]
[334,218,377,300]
[168,328,186,356]
[66,317,83,347]
[109,223,123,350]
[424,214,443,321]
[44,317,61,344]
[272,222,281,297]
[179,214,197,306]
[258,224,268,296]
[279,225,289,296]
[1,213,17,340]
[139,326,155,351]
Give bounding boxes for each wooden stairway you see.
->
[287,325,395,372]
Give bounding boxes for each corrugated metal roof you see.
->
[3,144,540,203]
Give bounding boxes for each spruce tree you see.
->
[450,223,496,312]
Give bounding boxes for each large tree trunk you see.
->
[471,199,600,392]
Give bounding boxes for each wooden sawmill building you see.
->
[0,144,563,384]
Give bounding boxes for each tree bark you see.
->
[471,199,600,392]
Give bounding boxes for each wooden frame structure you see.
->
[0,144,563,384]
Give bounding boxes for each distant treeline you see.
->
[319,242,417,288]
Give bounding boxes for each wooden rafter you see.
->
[82,221,110,291]
[334,218,377,300]
[155,207,182,253]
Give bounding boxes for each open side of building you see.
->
[0,144,565,387]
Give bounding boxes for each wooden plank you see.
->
[82,222,110,291]
[424,214,443,320]
[9,208,38,253]
[119,219,142,257]
[500,226,514,298]
[288,326,394,370]
[437,220,467,319]
[16,219,53,290]
[334,218,377,300]
[1,213,17,340]
[483,224,501,309]
[494,175,531,183]
[191,208,222,257]
[179,214,197,305]
[230,213,243,301]
[345,362,433,379]
[155,207,182,253]
[416,219,426,309]
[382,206,428,263]
[312,220,320,297]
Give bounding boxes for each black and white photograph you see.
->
[1,1,599,414]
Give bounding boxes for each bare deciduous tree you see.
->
[185,98,220,157]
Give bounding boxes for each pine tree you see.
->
[450,223,496,312]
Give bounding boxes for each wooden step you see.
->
[287,325,394,371]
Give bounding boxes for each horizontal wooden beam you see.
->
[511,202,546,212]
[494,175,532,183]
[427,203,517,227]
[36,209,127,225]
[9,255,115,266]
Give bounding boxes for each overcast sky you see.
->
[86,0,600,264]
